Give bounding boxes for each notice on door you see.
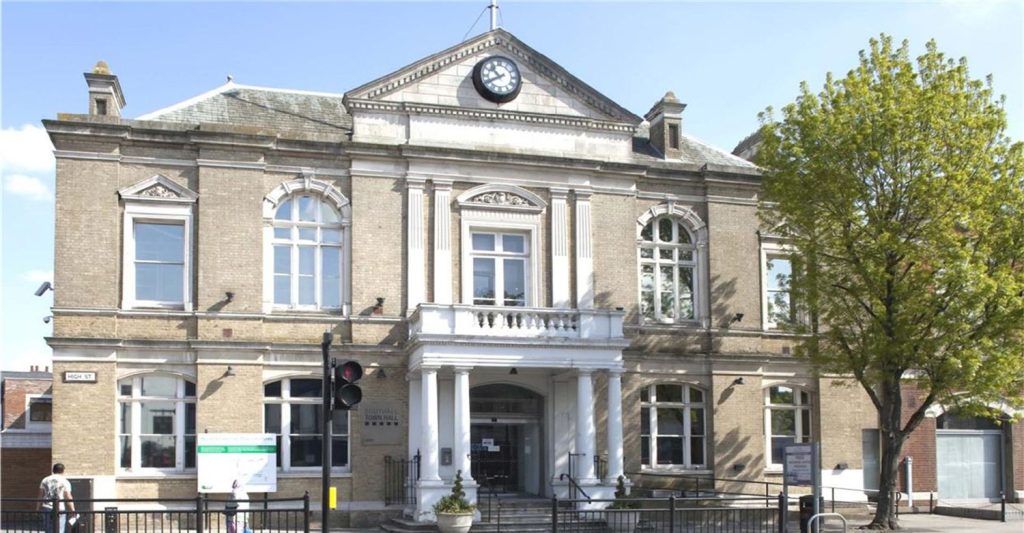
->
[197,433,277,493]
[481,438,500,452]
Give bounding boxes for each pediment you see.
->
[344,29,640,126]
[456,184,546,214]
[119,175,198,203]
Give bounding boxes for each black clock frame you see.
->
[472,56,522,104]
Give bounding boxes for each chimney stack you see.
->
[645,91,686,160]
[84,61,126,117]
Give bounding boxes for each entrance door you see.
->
[937,430,1002,500]
[862,429,880,494]
[470,384,544,495]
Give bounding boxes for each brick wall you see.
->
[52,362,117,476]
[3,378,52,429]
[0,448,51,507]
[899,384,936,492]
[1013,422,1023,498]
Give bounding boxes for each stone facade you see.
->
[44,28,893,525]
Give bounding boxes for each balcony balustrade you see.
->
[410,303,626,341]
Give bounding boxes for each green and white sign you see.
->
[197,433,277,493]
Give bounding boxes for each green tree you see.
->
[757,35,1024,529]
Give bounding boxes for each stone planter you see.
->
[436,512,474,533]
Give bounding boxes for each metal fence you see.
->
[552,496,784,533]
[1,495,310,533]
[383,452,420,506]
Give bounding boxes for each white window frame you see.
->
[262,377,351,473]
[760,240,797,330]
[25,394,52,431]
[270,196,345,311]
[263,176,351,315]
[456,184,546,307]
[117,374,196,474]
[119,176,197,310]
[763,384,813,469]
[468,230,531,306]
[640,383,707,471]
[636,203,709,327]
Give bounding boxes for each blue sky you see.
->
[2,1,1022,371]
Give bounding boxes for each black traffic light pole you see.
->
[320,332,333,533]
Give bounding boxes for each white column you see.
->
[576,369,597,482]
[606,369,624,483]
[575,190,594,309]
[408,375,421,461]
[407,178,426,311]
[551,188,570,308]
[420,367,441,483]
[433,180,453,304]
[453,367,473,481]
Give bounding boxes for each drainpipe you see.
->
[905,456,913,508]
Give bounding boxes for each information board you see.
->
[783,443,816,486]
[197,433,277,493]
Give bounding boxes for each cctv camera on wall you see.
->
[34,281,53,297]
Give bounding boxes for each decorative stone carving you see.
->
[468,192,531,207]
[140,185,179,199]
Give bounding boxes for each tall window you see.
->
[263,378,349,470]
[471,232,529,306]
[640,384,706,468]
[764,385,812,467]
[639,216,696,322]
[118,375,196,471]
[272,196,344,310]
[134,222,186,305]
[765,256,794,327]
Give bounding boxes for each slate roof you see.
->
[0,371,52,381]
[632,122,758,170]
[136,82,352,135]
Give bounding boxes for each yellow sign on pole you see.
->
[329,487,337,510]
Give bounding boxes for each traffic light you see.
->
[333,360,363,410]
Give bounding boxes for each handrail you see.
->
[0,497,309,504]
[559,473,591,501]
[808,512,848,532]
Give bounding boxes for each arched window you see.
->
[270,194,345,310]
[764,385,813,467]
[638,214,699,323]
[263,378,349,471]
[117,374,196,471]
[640,383,706,469]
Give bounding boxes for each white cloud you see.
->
[0,124,55,174]
[5,174,52,200]
[23,270,54,283]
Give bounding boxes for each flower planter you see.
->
[436,512,474,533]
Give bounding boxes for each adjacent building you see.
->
[46,28,1016,527]
[1,367,53,508]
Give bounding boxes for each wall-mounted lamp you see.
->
[373,297,385,315]
[43,316,53,324]
[732,377,745,386]
[733,463,746,472]
[376,368,387,380]
[224,365,236,377]
[835,462,848,471]
[34,282,54,297]
[224,291,235,303]
[509,368,519,375]
[730,313,744,324]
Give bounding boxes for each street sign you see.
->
[783,443,816,486]
[197,433,277,493]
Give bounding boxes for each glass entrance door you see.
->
[471,423,520,493]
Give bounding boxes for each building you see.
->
[1,367,53,508]
[43,29,890,526]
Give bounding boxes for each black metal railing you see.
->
[384,451,420,506]
[550,495,783,533]
[1,495,310,533]
[594,454,608,481]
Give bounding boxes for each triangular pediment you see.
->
[344,29,640,125]
[119,175,198,203]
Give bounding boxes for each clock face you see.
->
[472,56,522,103]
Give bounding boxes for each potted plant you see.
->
[434,470,476,533]
[606,475,641,533]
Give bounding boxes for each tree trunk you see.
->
[869,384,906,529]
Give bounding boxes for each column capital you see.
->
[607,368,625,377]
[432,179,454,191]
[406,177,427,189]
[576,368,596,377]
[550,187,569,199]
[420,364,441,374]
[452,366,474,375]
[573,188,593,200]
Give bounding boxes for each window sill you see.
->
[639,467,711,475]
[629,322,704,333]
[117,470,197,479]
[764,467,784,475]
[278,470,352,478]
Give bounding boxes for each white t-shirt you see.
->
[40,474,72,511]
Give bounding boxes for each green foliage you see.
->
[757,33,1024,527]
[433,470,476,515]
[607,475,640,510]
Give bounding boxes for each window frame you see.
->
[763,384,813,469]
[26,394,52,431]
[638,216,698,323]
[262,377,351,473]
[760,240,799,330]
[270,195,346,311]
[262,177,351,315]
[468,230,531,307]
[639,383,708,471]
[121,203,194,311]
[636,203,708,327]
[116,374,197,474]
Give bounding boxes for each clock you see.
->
[472,56,522,104]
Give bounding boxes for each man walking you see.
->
[38,463,76,533]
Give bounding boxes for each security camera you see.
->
[43,316,52,324]
[34,282,53,297]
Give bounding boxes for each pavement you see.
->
[814,512,1023,532]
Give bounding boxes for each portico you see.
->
[406,304,629,521]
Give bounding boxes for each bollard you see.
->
[669,495,676,532]
[551,496,559,533]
